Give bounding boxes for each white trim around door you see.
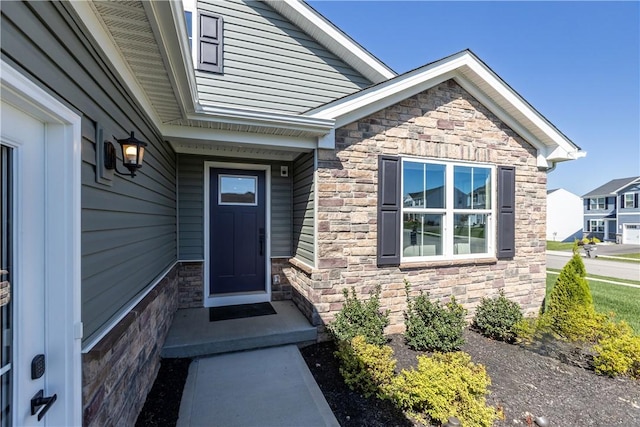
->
[204,161,271,307]
[1,60,82,426]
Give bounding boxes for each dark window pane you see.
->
[454,214,488,254]
[454,166,472,209]
[403,213,442,257]
[473,168,491,209]
[219,176,257,204]
[185,11,192,38]
[403,162,424,208]
[425,163,445,208]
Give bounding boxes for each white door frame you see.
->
[203,161,271,307]
[1,60,82,426]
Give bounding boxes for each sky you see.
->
[308,1,640,196]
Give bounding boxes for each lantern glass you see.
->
[122,144,144,165]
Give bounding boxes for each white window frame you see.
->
[589,219,605,233]
[590,197,606,210]
[400,157,495,262]
[624,193,635,209]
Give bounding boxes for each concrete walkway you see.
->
[177,345,339,427]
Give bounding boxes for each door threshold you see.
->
[206,291,270,307]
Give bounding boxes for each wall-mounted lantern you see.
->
[104,131,147,178]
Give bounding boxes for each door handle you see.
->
[259,228,265,256]
[31,390,57,421]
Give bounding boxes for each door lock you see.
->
[31,389,57,421]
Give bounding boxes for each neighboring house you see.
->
[0,0,584,425]
[546,188,583,242]
[582,177,640,243]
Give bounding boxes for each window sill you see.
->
[399,257,497,270]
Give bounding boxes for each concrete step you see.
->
[161,301,317,358]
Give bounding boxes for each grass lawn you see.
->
[546,272,640,334]
[546,241,575,251]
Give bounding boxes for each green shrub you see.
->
[388,352,498,427]
[328,286,390,346]
[404,282,466,352]
[512,317,539,343]
[594,332,640,378]
[334,335,396,398]
[472,290,523,342]
[544,253,594,340]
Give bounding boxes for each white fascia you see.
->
[163,125,318,150]
[308,51,585,169]
[178,105,336,135]
[264,0,396,83]
[68,0,162,129]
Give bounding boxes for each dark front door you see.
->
[210,168,266,295]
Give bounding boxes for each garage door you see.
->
[623,224,640,244]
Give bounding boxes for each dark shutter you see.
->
[377,156,401,266]
[198,11,223,73]
[497,166,515,258]
[586,198,590,211]
[620,195,624,208]
[635,193,639,208]
[605,197,609,209]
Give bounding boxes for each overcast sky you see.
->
[309,1,640,196]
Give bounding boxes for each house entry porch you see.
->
[161,301,317,358]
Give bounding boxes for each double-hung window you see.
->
[401,159,494,260]
[624,193,635,209]
[589,197,606,210]
[589,219,604,233]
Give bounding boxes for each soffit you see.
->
[90,0,183,124]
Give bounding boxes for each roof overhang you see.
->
[307,50,585,169]
[612,177,640,194]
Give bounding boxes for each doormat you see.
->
[209,302,277,322]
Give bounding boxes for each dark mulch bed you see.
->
[137,331,640,427]
[301,330,640,427]
[135,358,192,427]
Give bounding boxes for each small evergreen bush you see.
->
[472,290,523,342]
[388,352,498,427]
[334,335,396,398]
[543,252,594,340]
[594,332,640,378]
[404,282,466,352]
[328,286,390,346]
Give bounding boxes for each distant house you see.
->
[1,1,584,425]
[582,177,640,243]
[547,188,583,242]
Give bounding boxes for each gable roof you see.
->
[308,50,584,169]
[582,176,640,198]
[264,0,396,83]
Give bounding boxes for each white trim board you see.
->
[1,59,82,427]
[204,162,272,307]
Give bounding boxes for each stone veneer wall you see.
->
[176,260,293,308]
[178,262,204,308]
[271,258,293,300]
[285,80,547,335]
[82,264,179,426]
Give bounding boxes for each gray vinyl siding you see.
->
[1,1,177,345]
[177,154,293,260]
[292,152,315,267]
[194,0,372,114]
